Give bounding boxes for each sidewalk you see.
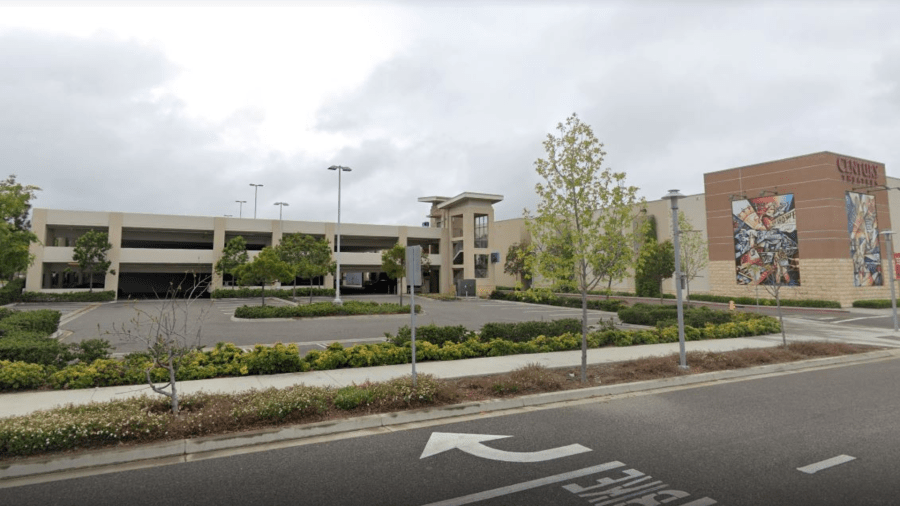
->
[0,332,866,419]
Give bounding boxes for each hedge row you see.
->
[234,301,419,319]
[211,287,335,299]
[490,289,626,312]
[0,278,25,305]
[852,299,893,309]
[0,309,111,366]
[19,291,116,302]
[617,304,733,328]
[688,293,841,308]
[0,314,781,392]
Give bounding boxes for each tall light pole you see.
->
[881,230,898,331]
[235,200,246,218]
[274,202,289,235]
[249,184,263,218]
[663,189,688,369]
[328,165,352,305]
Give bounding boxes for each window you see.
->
[452,241,464,265]
[475,254,488,278]
[451,215,463,238]
[474,214,488,248]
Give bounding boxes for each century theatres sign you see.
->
[837,156,880,186]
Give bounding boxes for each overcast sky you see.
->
[2,1,899,227]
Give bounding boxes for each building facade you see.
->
[26,152,900,306]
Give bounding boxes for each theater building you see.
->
[25,152,900,306]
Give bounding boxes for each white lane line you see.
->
[797,455,856,474]
[421,461,625,506]
[833,316,884,324]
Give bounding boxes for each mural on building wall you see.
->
[732,194,800,286]
[846,191,882,286]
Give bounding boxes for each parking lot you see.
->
[8,295,619,355]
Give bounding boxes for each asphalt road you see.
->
[23,295,619,354]
[3,356,898,505]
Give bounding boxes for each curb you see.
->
[2,348,896,483]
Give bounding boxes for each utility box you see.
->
[456,279,476,297]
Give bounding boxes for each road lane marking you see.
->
[420,432,592,462]
[420,461,625,506]
[797,455,856,474]
[833,316,883,324]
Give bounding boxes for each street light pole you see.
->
[249,184,263,219]
[273,202,289,221]
[235,200,246,218]
[881,230,898,331]
[663,189,688,369]
[328,165,352,306]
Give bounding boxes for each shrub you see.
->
[70,339,114,363]
[234,301,419,319]
[0,360,47,390]
[231,385,330,421]
[333,385,375,410]
[244,343,306,375]
[0,334,72,366]
[0,309,60,335]
[480,319,582,342]
[385,324,472,346]
[0,278,25,304]
[20,291,116,302]
[211,287,335,299]
[617,304,678,326]
[688,293,840,308]
[852,299,893,309]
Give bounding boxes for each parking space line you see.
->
[797,455,856,474]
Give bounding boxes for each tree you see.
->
[214,236,249,290]
[0,175,40,282]
[0,175,41,231]
[234,246,293,306]
[678,213,709,306]
[636,240,675,301]
[72,230,113,291]
[381,243,429,305]
[276,234,335,302]
[108,275,210,414]
[503,241,533,289]
[525,113,642,383]
[634,215,660,297]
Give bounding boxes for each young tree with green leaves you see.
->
[381,242,429,305]
[73,230,113,291]
[234,246,293,306]
[215,236,249,290]
[0,175,40,282]
[276,234,335,302]
[503,241,533,289]
[525,113,642,383]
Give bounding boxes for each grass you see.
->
[0,341,877,461]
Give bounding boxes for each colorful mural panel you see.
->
[732,194,800,286]
[846,191,882,286]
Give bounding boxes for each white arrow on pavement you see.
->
[420,432,592,463]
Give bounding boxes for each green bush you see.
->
[480,319,583,342]
[234,301,418,319]
[0,278,25,304]
[20,290,116,302]
[489,289,626,312]
[385,324,472,346]
[0,334,72,366]
[0,360,47,390]
[0,309,60,335]
[688,293,840,308]
[333,385,375,410]
[211,287,335,299]
[244,343,306,375]
[69,339,113,363]
[852,299,893,309]
[617,304,678,325]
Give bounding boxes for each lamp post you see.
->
[663,189,688,369]
[328,165,352,305]
[235,200,246,218]
[881,230,898,331]
[273,201,289,221]
[249,184,263,218]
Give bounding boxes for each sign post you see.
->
[406,246,422,385]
